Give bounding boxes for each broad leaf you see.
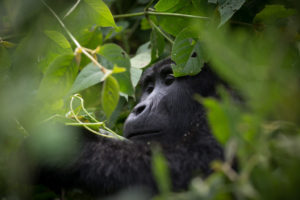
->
[99,44,134,96]
[217,0,246,27]
[130,67,143,88]
[70,55,115,94]
[154,0,181,12]
[39,31,73,73]
[69,63,104,94]
[152,148,171,194]
[140,18,151,30]
[151,28,165,60]
[44,31,72,49]
[203,98,231,145]
[154,0,202,36]
[84,0,116,27]
[101,76,120,118]
[171,28,204,77]
[0,46,11,73]
[254,5,296,25]
[130,42,152,69]
[37,54,77,104]
[65,0,116,36]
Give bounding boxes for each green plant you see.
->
[0,0,299,199]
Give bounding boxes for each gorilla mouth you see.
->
[126,130,161,139]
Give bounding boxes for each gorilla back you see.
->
[36,58,224,196]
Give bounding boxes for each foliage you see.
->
[0,0,300,199]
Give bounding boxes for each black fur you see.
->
[36,58,224,196]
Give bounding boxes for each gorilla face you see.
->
[123,59,213,144]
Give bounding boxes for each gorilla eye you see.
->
[164,74,175,86]
[145,83,154,93]
[160,67,174,86]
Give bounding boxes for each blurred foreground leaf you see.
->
[152,148,171,195]
[203,98,231,145]
[37,54,77,112]
[254,5,296,25]
[44,30,72,49]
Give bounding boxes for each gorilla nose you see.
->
[133,104,146,115]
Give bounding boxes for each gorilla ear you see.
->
[188,64,223,97]
[194,64,242,102]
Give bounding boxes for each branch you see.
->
[114,11,210,20]
[148,19,174,44]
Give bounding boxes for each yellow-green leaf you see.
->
[84,0,116,28]
[101,76,120,118]
[44,30,72,49]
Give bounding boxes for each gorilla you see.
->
[36,58,224,196]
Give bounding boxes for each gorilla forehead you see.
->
[140,58,174,83]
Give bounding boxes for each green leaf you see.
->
[102,21,129,41]
[112,66,126,74]
[208,0,217,3]
[65,0,116,37]
[203,98,231,145]
[0,46,11,74]
[171,28,204,77]
[101,76,120,118]
[140,18,151,30]
[130,42,152,69]
[37,54,78,104]
[254,5,296,25]
[39,31,73,73]
[44,30,72,49]
[154,1,202,36]
[70,55,115,94]
[69,63,104,94]
[151,28,165,60]
[0,40,15,48]
[152,148,171,194]
[154,0,181,12]
[218,0,246,27]
[130,67,143,88]
[99,44,134,95]
[84,0,116,27]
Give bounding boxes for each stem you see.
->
[114,11,210,20]
[41,114,64,123]
[14,118,29,137]
[69,95,115,139]
[147,11,210,20]
[103,124,124,140]
[70,94,126,140]
[148,19,174,44]
[73,95,98,122]
[222,163,239,181]
[114,11,254,28]
[66,122,104,126]
[41,0,110,74]
[114,12,144,19]
[64,0,81,19]
[144,0,156,11]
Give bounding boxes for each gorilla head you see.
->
[124,58,221,145]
